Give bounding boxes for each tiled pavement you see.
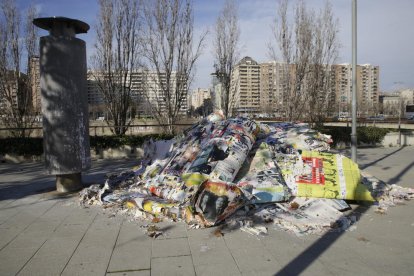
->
[1,147,414,276]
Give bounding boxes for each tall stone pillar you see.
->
[33,17,91,192]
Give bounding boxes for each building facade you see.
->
[0,71,29,111]
[190,88,211,110]
[210,73,223,111]
[381,89,414,117]
[259,61,290,116]
[333,63,379,115]
[28,56,41,114]
[225,57,380,118]
[87,70,188,118]
[229,56,261,115]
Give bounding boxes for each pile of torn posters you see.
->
[79,112,414,236]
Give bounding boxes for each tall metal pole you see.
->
[351,0,358,162]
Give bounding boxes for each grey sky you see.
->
[24,0,414,92]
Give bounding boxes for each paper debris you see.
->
[78,113,413,236]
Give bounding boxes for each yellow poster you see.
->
[281,151,374,201]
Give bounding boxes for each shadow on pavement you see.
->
[359,146,405,169]
[274,147,413,275]
[0,159,140,202]
[274,204,370,275]
[388,159,414,185]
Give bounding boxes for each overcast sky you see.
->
[20,0,414,93]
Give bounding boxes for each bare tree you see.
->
[92,0,141,135]
[306,2,339,126]
[141,0,206,134]
[213,0,240,118]
[270,0,339,123]
[270,0,313,121]
[0,0,38,138]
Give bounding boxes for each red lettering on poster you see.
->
[297,157,325,185]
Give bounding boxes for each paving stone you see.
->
[0,198,54,228]
[188,235,235,266]
[186,227,214,239]
[0,195,39,215]
[0,147,413,276]
[0,246,39,275]
[0,199,17,209]
[17,207,98,275]
[16,204,96,275]
[18,254,74,276]
[195,261,240,276]
[107,221,152,273]
[223,229,265,250]
[152,237,190,258]
[155,221,188,239]
[265,232,363,276]
[315,240,380,276]
[0,199,57,249]
[230,247,281,275]
[51,208,98,239]
[61,214,122,275]
[322,234,410,276]
[151,255,195,276]
[62,261,110,276]
[106,270,150,276]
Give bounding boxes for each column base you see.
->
[56,173,83,193]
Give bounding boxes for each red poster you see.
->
[297,157,325,185]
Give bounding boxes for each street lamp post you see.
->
[351,0,358,162]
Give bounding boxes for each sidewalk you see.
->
[1,147,413,276]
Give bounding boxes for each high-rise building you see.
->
[333,63,379,115]
[141,71,188,116]
[230,56,261,115]
[87,70,188,118]
[190,88,210,110]
[357,64,380,114]
[28,56,41,114]
[333,64,352,113]
[214,56,380,117]
[1,56,40,114]
[260,61,291,115]
[381,89,414,117]
[400,89,414,105]
[86,72,105,106]
[210,73,223,111]
[0,71,29,111]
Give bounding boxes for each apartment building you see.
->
[400,89,414,105]
[333,63,379,115]
[190,88,211,110]
[87,70,188,118]
[226,58,380,117]
[229,56,261,115]
[259,61,291,115]
[0,56,40,114]
[357,64,379,114]
[210,73,223,111]
[381,89,414,116]
[28,56,41,114]
[0,70,29,111]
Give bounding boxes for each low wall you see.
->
[2,132,413,163]
[382,131,414,147]
[91,146,145,160]
[1,146,146,164]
